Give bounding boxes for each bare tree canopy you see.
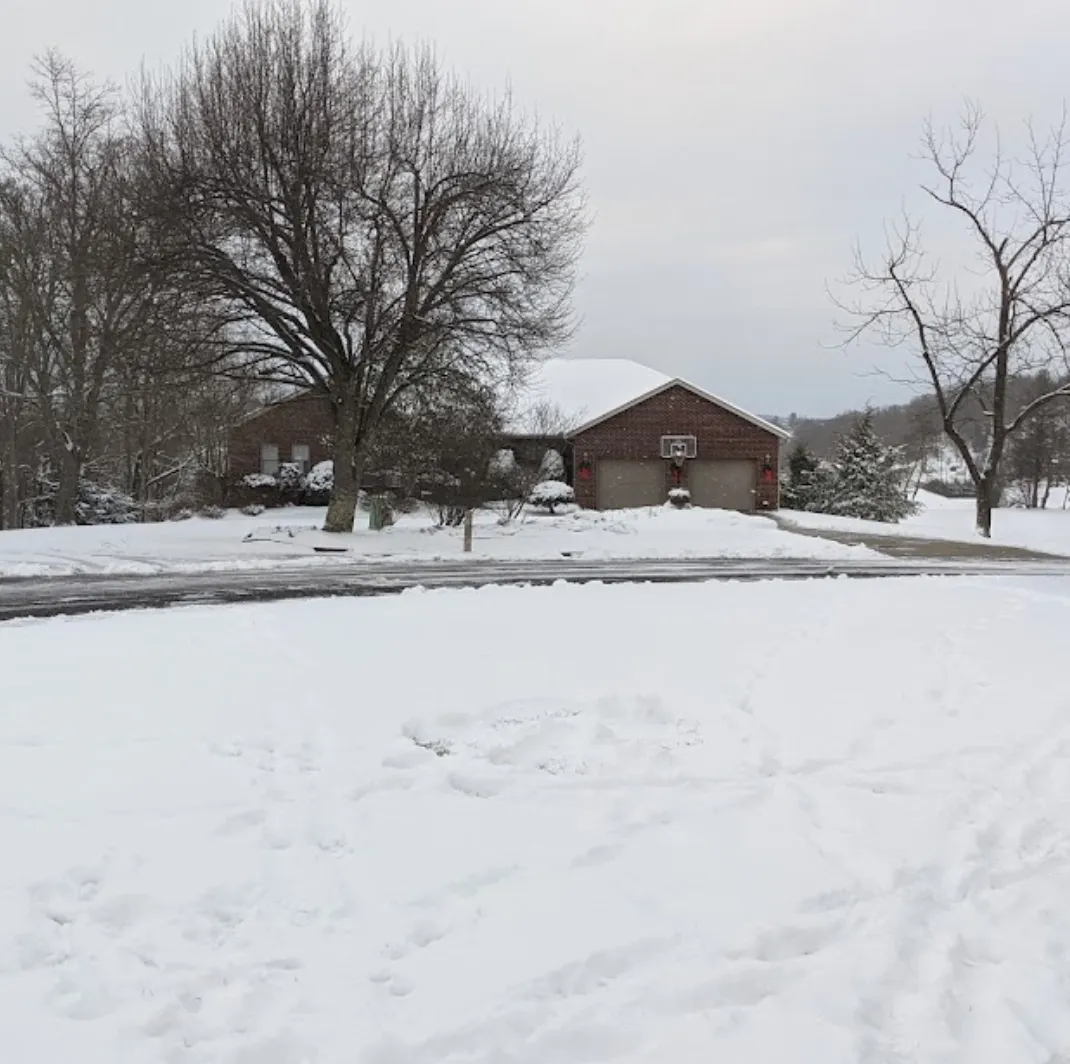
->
[840,104,1070,536]
[137,0,586,532]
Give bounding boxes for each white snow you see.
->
[506,358,670,434]
[785,489,1070,556]
[4,576,1070,1062]
[0,504,875,577]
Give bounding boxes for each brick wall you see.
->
[228,395,334,480]
[571,385,782,510]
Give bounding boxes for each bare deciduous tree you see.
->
[841,105,1070,536]
[2,53,163,523]
[1004,373,1070,508]
[137,0,586,532]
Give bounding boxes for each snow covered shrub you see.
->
[276,462,306,494]
[170,507,194,521]
[240,503,266,516]
[668,487,691,508]
[199,504,226,519]
[74,481,138,525]
[488,449,517,477]
[539,448,565,481]
[303,460,334,505]
[241,473,277,490]
[529,480,574,514]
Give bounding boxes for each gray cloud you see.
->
[4,0,1069,416]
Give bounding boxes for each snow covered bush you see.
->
[539,448,565,481]
[74,482,138,525]
[170,507,194,521]
[303,460,334,505]
[667,487,691,508]
[488,449,517,478]
[241,473,277,490]
[276,462,306,497]
[240,503,266,516]
[198,505,227,519]
[528,480,574,514]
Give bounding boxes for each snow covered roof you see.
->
[506,359,671,436]
[506,358,790,440]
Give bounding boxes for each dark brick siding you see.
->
[228,395,334,480]
[571,385,781,510]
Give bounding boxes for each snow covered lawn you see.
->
[4,576,1070,1062]
[785,489,1070,556]
[0,504,874,577]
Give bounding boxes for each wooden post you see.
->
[463,509,473,553]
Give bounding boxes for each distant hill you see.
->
[781,390,995,460]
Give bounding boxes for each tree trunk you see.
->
[975,476,996,538]
[53,448,81,525]
[323,399,359,533]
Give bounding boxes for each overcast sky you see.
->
[4,0,1070,416]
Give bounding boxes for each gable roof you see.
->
[507,358,790,440]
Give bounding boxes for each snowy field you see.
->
[4,576,1070,1062]
[0,504,875,578]
[785,489,1070,556]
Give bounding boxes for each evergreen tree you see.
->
[827,411,917,522]
[781,444,817,510]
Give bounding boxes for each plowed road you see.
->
[4,556,1070,619]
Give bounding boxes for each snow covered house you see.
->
[506,360,789,511]
[228,359,789,511]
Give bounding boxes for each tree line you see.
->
[789,367,1070,512]
[0,0,585,532]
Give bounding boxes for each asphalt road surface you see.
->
[4,555,1070,620]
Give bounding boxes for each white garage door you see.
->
[688,459,757,511]
[596,459,664,510]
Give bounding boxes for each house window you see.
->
[261,443,279,476]
[291,443,311,473]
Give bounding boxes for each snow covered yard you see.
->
[785,489,1070,556]
[0,504,875,577]
[4,576,1070,1062]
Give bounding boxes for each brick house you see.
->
[229,394,333,480]
[507,359,789,511]
[229,359,790,511]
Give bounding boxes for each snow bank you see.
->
[4,576,1070,1061]
[0,503,875,577]
[785,489,1070,556]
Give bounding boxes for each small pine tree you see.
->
[827,410,916,522]
[781,444,818,510]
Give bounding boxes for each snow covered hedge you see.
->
[25,478,138,527]
[241,473,277,490]
[238,463,332,507]
[303,461,334,505]
[528,480,574,513]
[667,488,691,508]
